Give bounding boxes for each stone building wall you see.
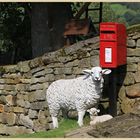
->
[0,28,140,135]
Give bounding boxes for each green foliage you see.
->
[0,3,31,63]
[110,3,140,27]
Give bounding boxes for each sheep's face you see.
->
[83,66,111,82]
[87,108,100,116]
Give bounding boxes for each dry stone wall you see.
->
[0,37,100,135]
[0,28,140,135]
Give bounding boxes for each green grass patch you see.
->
[10,116,90,138]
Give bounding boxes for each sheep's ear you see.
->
[82,69,91,75]
[102,69,111,75]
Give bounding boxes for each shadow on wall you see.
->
[98,65,127,116]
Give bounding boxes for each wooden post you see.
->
[109,68,117,117]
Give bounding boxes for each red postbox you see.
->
[100,22,126,68]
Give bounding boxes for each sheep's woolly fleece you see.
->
[47,75,103,117]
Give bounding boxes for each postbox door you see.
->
[100,41,117,68]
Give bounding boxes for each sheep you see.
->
[46,66,111,128]
[87,108,113,126]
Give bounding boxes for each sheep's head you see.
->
[83,66,111,82]
[87,108,100,116]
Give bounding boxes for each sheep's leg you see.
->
[52,116,58,128]
[77,110,85,127]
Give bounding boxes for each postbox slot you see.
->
[100,31,115,34]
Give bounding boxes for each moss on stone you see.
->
[127,24,140,34]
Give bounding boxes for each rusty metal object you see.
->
[64,18,91,36]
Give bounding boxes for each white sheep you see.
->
[87,108,113,126]
[46,66,111,128]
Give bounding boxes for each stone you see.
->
[132,34,140,39]
[127,64,137,72]
[45,74,55,82]
[127,48,140,56]
[78,58,91,68]
[17,61,30,73]
[5,78,20,84]
[47,63,63,68]
[137,63,140,71]
[4,106,14,112]
[2,73,22,79]
[0,95,7,104]
[19,114,33,129]
[23,72,32,79]
[0,79,5,84]
[65,60,79,67]
[0,90,16,96]
[24,101,30,108]
[13,107,25,113]
[42,52,58,65]
[33,70,46,78]
[16,100,30,108]
[20,79,31,84]
[0,124,33,135]
[136,39,140,47]
[134,71,140,83]
[16,84,30,91]
[55,74,66,80]
[48,123,53,130]
[0,112,16,125]
[28,90,46,102]
[127,57,140,64]
[64,67,72,75]
[73,67,83,75]
[5,112,16,126]
[124,72,135,86]
[33,120,49,132]
[126,83,140,97]
[0,85,15,91]
[0,104,4,112]
[29,57,43,68]
[30,101,48,110]
[38,110,46,119]
[121,97,136,114]
[127,39,136,48]
[2,65,17,73]
[45,68,53,74]
[90,50,99,56]
[57,56,76,63]
[28,109,38,119]
[90,55,99,67]
[65,75,76,79]
[87,113,140,138]
[30,83,44,91]
[54,68,65,74]
[46,117,52,123]
[118,86,126,102]
[6,95,15,105]
[31,66,45,75]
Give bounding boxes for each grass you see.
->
[10,116,90,138]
